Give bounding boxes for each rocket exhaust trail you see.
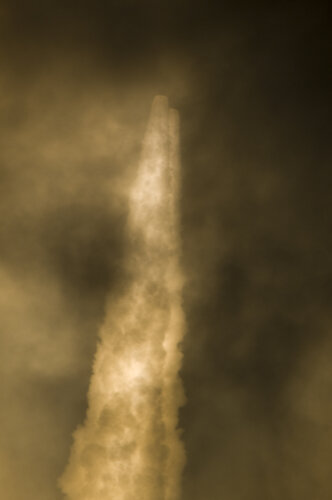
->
[59,96,186,500]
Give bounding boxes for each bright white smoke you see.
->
[59,96,186,500]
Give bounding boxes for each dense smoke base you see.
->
[60,96,186,500]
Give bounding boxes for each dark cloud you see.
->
[0,1,331,499]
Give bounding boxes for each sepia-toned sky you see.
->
[0,1,331,499]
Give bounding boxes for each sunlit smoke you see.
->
[59,96,186,500]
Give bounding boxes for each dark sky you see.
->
[0,1,331,499]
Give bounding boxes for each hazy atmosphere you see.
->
[0,2,331,499]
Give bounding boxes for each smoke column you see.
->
[59,96,186,500]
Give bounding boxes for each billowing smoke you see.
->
[59,96,186,500]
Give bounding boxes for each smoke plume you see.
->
[59,96,186,500]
